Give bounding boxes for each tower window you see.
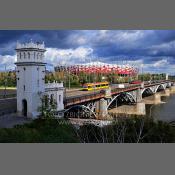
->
[24,85,25,91]
[28,52,30,59]
[50,94,54,104]
[37,67,39,71]
[59,95,61,102]
[24,52,26,59]
[23,67,26,71]
[19,53,21,59]
[34,52,35,59]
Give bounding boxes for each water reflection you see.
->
[146,94,175,122]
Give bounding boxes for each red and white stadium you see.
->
[55,62,139,76]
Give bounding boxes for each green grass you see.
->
[0,86,16,90]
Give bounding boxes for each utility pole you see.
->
[68,67,70,89]
[141,64,144,82]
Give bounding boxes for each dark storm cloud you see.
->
[1,30,175,73]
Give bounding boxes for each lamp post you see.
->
[141,64,144,82]
[4,64,7,98]
[68,66,70,90]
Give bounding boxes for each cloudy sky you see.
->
[0,30,175,74]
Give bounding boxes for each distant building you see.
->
[15,41,64,119]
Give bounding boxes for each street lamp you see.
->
[141,64,144,82]
[4,64,7,98]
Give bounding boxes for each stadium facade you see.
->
[55,61,139,76]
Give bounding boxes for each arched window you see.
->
[59,95,61,102]
[24,52,26,59]
[34,52,35,59]
[19,52,21,59]
[37,52,39,59]
[28,52,30,59]
[50,94,54,104]
[44,95,49,107]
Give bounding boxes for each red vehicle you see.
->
[129,80,142,84]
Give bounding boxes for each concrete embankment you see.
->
[108,103,146,116]
[142,92,165,105]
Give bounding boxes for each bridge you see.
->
[64,80,175,119]
[0,80,174,119]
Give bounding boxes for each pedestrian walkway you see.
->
[0,113,32,128]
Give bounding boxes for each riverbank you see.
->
[0,116,173,143]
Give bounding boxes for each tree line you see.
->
[0,71,16,87]
[0,70,167,88]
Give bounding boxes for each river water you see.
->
[146,93,175,122]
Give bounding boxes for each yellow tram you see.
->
[81,81,109,91]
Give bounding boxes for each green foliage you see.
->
[0,118,79,143]
[0,116,174,143]
[77,117,175,143]
[0,71,16,87]
[38,95,57,118]
[138,73,166,81]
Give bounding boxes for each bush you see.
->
[77,117,175,143]
[0,118,79,143]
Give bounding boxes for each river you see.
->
[146,93,175,122]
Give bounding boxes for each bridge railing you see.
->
[111,84,140,95]
[64,91,105,107]
[64,80,172,107]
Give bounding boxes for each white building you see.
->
[15,41,64,119]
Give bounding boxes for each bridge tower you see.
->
[15,41,46,118]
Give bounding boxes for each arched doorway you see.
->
[22,99,27,116]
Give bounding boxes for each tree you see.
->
[38,95,57,118]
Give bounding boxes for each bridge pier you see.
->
[170,86,175,93]
[153,93,161,103]
[136,88,142,102]
[162,89,170,96]
[95,100,100,114]
[97,98,108,119]
[136,102,146,115]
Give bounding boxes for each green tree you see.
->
[38,95,57,118]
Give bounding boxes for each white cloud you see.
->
[0,55,16,70]
[152,59,169,68]
[150,40,175,54]
[45,47,93,65]
[141,58,175,74]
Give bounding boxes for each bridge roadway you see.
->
[64,80,172,107]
